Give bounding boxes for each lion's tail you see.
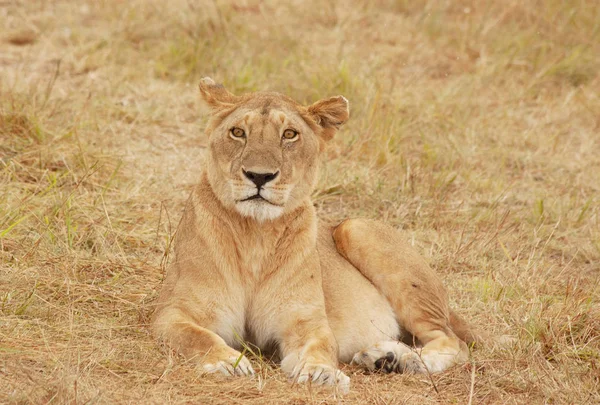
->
[449,309,487,347]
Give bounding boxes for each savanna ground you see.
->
[1,0,599,403]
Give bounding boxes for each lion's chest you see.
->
[231,234,283,349]
[241,244,272,279]
[234,231,279,280]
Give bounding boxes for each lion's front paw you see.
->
[202,351,255,377]
[291,363,350,393]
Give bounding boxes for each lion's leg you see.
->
[278,311,346,385]
[153,306,254,376]
[333,219,469,374]
[250,252,350,392]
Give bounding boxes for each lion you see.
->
[152,78,480,392]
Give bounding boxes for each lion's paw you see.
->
[202,353,255,376]
[398,351,427,373]
[354,346,461,375]
[399,350,459,374]
[353,341,461,374]
[351,341,413,373]
[291,363,350,393]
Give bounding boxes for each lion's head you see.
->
[199,77,349,222]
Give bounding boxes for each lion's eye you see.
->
[282,129,298,140]
[230,127,246,138]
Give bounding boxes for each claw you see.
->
[291,363,350,393]
[202,354,255,377]
[311,367,324,381]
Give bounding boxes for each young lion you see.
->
[152,78,478,392]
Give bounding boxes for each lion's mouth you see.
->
[241,194,266,202]
[238,193,284,207]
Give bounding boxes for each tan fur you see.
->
[152,78,478,391]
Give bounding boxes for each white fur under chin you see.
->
[235,200,284,222]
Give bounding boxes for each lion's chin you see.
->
[235,200,285,222]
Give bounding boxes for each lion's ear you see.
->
[199,77,239,113]
[307,96,350,141]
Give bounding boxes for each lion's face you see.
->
[199,78,349,222]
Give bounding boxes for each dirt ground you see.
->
[1,0,599,403]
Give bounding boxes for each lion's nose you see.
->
[243,170,279,189]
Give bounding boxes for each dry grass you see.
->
[1,0,599,403]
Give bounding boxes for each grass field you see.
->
[1,0,599,403]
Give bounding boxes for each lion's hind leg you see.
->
[333,219,469,374]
